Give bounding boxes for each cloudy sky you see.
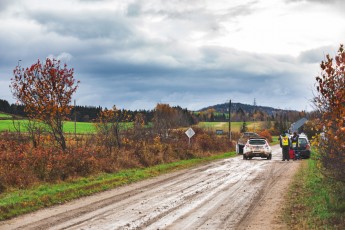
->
[1,0,344,111]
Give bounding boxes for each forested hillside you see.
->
[199,102,292,115]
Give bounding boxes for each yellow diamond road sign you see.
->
[185,127,195,138]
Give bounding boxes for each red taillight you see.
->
[306,144,310,150]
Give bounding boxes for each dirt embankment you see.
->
[0,145,301,230]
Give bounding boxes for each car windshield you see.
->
[249,139,266,145]
[298,138,308,147]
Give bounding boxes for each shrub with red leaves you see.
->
[258,130,272,143]
[0,126,233,191]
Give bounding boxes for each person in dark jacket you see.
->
[291,132,299,160]
[280,132,291,161]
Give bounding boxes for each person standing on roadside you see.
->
[280,132,290,161]
[291,132,299,160]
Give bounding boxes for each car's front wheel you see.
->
[243,154,247,160]
[267,154,272,160]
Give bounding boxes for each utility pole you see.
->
[74,99,77,138]
[229,99,231,141]
[253,98,257,132]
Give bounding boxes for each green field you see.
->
[0,119,135,134]
[197,121,264,133]
[62,121,96,133]
[0,120,95,133]
[0,112,137,133]
[1,112,264,134]
[1,119,264,134]
[0,120,30,132]
[0,113,12,118]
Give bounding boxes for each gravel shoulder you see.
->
[0,145,301,230]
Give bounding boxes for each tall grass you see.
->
[284,158,345,229]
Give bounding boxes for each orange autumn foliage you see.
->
[314,44,345,182]
[11,58,79,150]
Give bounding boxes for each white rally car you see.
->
[243,137,272,160]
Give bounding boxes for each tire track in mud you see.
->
[236,145,301,230]
[0,145,300,230]
[55,159,255,229]
[1,166,212,230]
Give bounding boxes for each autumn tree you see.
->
[94,106,131,152]
[133,113,146,140]
[153,104,178,138]
[240,121,248,133]
[314,44,345,182]
[206,108,216,122]
[11,58,79,150]
[237,107,246,122]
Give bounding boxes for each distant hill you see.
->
[198,102,294,115]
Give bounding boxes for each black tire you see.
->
[267,154,272,160]
[243,155,247,160]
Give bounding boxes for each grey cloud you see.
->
[74,47,300,109]
[28,11,133,40]
[225,1,258,18]
[298,46,336,63]
[0,0,322,111]
[0,0,13,12]
[285,0,342,4]
[78,0,107,2]
[127,3,142,17]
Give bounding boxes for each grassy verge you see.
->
[0,151,235,221]
[271,136,280,145]
[283,159,345,229]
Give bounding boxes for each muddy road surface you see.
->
[0,145,300,230]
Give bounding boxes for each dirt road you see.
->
[0,145,300,230]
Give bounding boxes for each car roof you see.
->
[248,137,266,140]
[298,133,308,138]
[243,132,258,135]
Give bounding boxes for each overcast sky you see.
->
[1,0,344,111]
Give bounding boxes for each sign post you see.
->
[185,127,195,146]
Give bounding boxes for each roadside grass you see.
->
[0,151,236,221]
[284,158,345,229]
[271,136,280,145]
